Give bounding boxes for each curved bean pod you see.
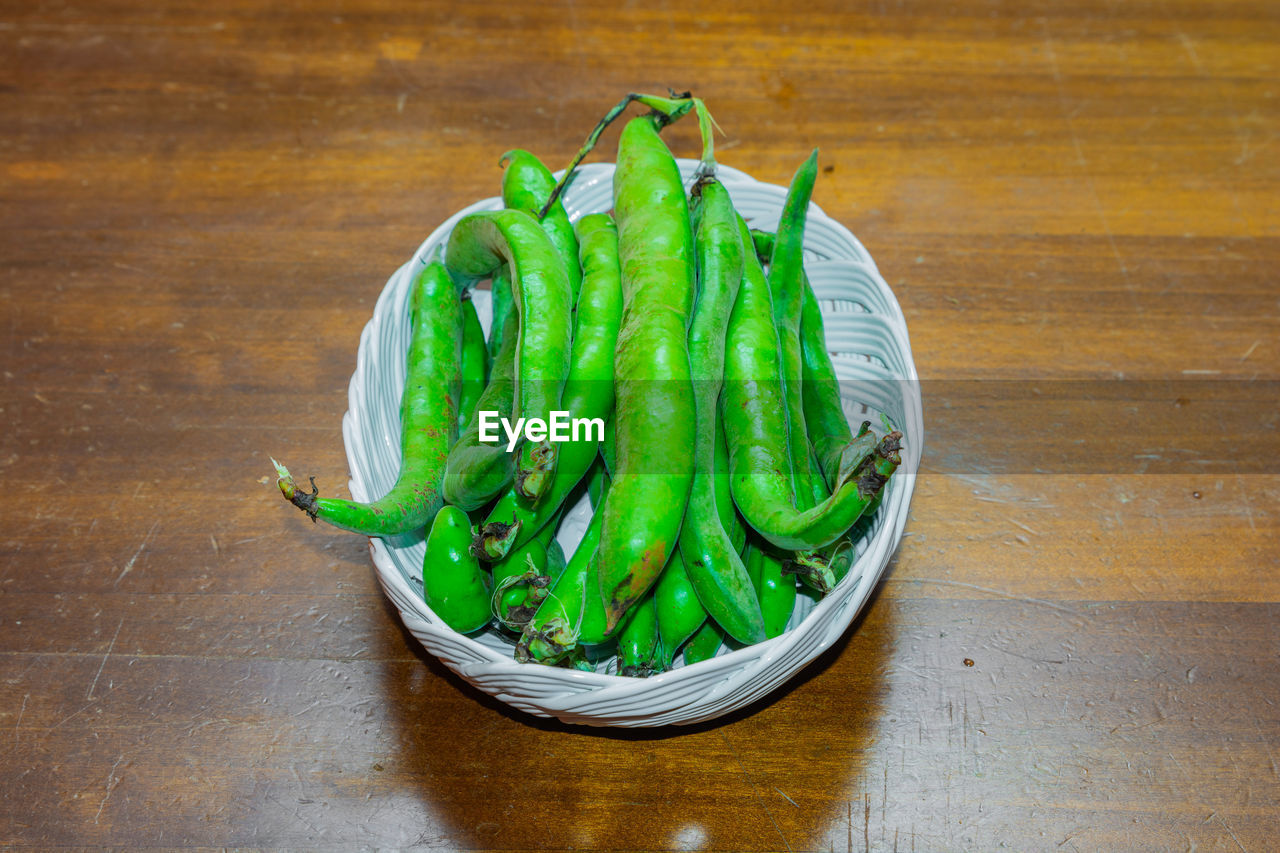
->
[752,228,878,493]
[723,217,903,552]
[473,213,622,560]
[445,208,573,502]
[500,149,582,301]
[676,177,766,645]
[273,259,461,536]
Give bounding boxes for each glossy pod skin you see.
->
[767,150,822,512]
[714,418,748,555]
[474,213,622,560]
[595,114,698,632]
[487,266,513,363]
[723,217,904,552]
[681,618,725,666]
[745,541,798,639]
[422,505,492,634]
[676,177,766,645]
[444,208,573,502]
[751,228,872,493]
[440,310,518,511]
[764,152,843,594]
[457,294,488,432]
[617,593,662,678]
[274,260,461,536]
[500,149,582,302]
[752,227,897,588]
[655,549,707,670]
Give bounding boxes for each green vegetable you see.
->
[595,111,699,633]
[722,216,903,553]
[444,208,574,502]
[676,175,766,645]
[441,310,518,511]
[457,293,488,432]
[655,549,707,670]
[473,212,622,560]
[273,259,461,536]
[423,505,492,633]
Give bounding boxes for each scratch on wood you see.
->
[94,754,125,823]
[1233,474,1258,534]
[15,693,28,743]
[116,520,160,586]
[719,729,793,852]
[1010,518,1040,536]
[1210,811,1248,852]
[864,792,871,853]
[86,618,124,701]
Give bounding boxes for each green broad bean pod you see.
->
[441,310,518,511]
[594,113,698,633]
[457,294,488,432]
[273,259,461,536]
[722,217,903,553]
[444,208,574,503]
[473,212,622,561]
[676,176,766,645]
[423,505,492,634]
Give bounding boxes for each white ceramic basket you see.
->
[342,160,923,727]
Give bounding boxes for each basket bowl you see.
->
[342,160,922,727]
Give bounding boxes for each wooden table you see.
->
[3,1,1276,849]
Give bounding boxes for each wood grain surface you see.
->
[2,0,1277,849]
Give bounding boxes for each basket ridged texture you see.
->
[341,160,923,727]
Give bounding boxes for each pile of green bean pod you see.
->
[271,94,902,676]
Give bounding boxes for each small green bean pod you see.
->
[617,593,662,678]
[487,266,513,362]
[655,549,707,671]
[745,541,798,639]
[273,259,461,536]
[767,150,822,511]
[751,228,878,493]
[422,505,492,634]
[681,619,725,666]
[500,149,582,301]
[441,310,518,511]
[515,471,613,665]
[457,294,489,432]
